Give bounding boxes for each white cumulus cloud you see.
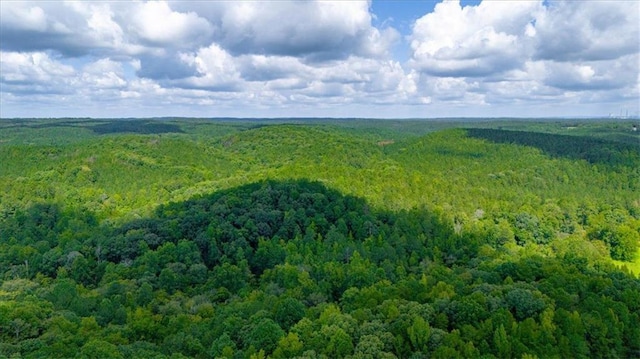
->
[130,1,214,49]
[407,0,639,116]
[0,51,75,92]
[410,0,541,77]
[533,1,640,62]
[0,0,638,118]
[174,44,242,91]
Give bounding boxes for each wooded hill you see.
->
[0,119,638,358]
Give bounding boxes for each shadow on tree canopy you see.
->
[0,118,185,135]
[466,128,640,168]
[2,180,640,358]
[0,180,467,287]
[90,120,184,135]
[103,179,466,276]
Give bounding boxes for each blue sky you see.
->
[371,1,483,62]
[0,0,638,118]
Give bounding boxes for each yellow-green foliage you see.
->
[1,119,639,359]
[0,120,638,264]
[1,122,637,227]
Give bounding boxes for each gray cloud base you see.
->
[0,0,638,118]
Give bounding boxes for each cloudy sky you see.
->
[1,0,638,118]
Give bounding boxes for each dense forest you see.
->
[0,118,639,358]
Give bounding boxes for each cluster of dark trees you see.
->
[466,128,640,169]
[1,180,639,358]
[90,120,185,135]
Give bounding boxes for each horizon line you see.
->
[2,116,639,121]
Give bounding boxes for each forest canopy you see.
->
[0,119,639,358]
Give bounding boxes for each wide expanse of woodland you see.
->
[0,118,639,358]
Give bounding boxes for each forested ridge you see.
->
[0,119,639,358]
